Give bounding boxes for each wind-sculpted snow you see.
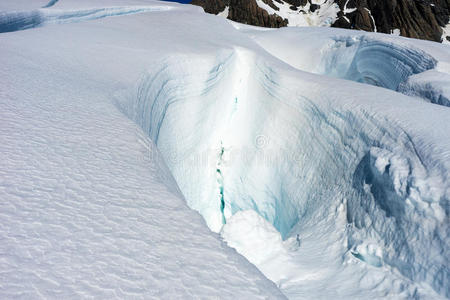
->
[119,47,449,298]
[327,37,450,107]
[246,27,450,107]
[0,5,171,33]
[398,70,450,107]
[1,1,449,298]
[42,0,59,9]
[0,2,288,298]
[331,37,436,90]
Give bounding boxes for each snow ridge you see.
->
[42,0,59,9]
[0,5,171,33]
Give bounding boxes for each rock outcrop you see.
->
[191,0,288,28]
[192,0,450,42]
[332,0,449,42]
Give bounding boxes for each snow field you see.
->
[0,0,449,298]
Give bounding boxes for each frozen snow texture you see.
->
[0,1,287,298]
[0,5,171,33]
[42,0,59,8]
[1,0,449,299]
[247,27,450,107]
[120,40,449,299]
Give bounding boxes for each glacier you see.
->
[0,0,449,299]
[245,26,450,107]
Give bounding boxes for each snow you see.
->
[364,7,377,32]
[343,0,356,14]
[0,6,172,33]
[392,28,401,36]
[255,0,339,27]
[245,26,450,106]
[0,0,285,298]
[1,0,449,299]
[0,0,49,11]
[443,23,450,45]
[218,6,229,18]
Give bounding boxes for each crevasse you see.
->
[116,47,448,298]
[250,31,450,107]
[0,6,171,33]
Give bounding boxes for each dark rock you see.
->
[333,16,352,29]
[309,4,320,13]
[284,0,307,7]
[227,0,288,28]
[334,0,449,42]
[191,0,229,14]
[192,0,450,42]
[262,0,280,11]
[354,7,375,31]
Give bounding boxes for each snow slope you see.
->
[1,0,449,299]
[0,0,285,298]
[244,26,450,106]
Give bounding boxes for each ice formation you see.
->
[1,0,449,299]
[119,21,450,300]
[247,27,450,106]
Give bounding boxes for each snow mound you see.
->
[221,210,286,267]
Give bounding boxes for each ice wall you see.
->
[336,37,436,90]
[117,49,302,235]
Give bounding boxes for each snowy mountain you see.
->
[192,0,450,42]
[1,0,449,299]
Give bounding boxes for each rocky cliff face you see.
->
[192,0,288,27]
[192,0,450,42]
[332,0,449,42]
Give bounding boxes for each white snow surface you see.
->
[0,0,285,298]
[1,0,449,299]
[245,26,450,106]
[443,23,450,45]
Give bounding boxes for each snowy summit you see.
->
[0,0,449,299]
